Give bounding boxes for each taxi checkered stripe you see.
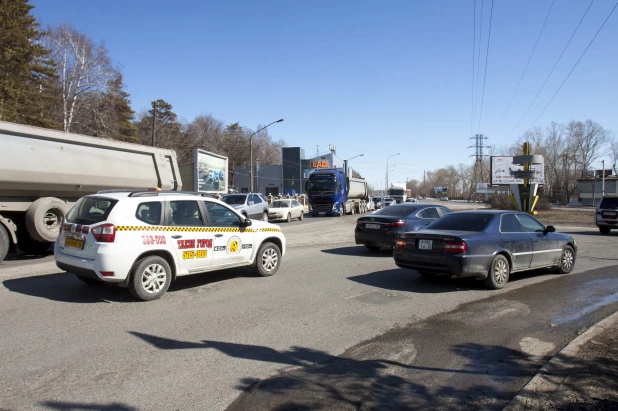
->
[114,226,280,233]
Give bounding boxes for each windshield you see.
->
[272,201,290,208]
[221,195,247,205]
[66,196,118,224]
[389,189,405,195]
[427,213,493,232]
[600,197,618,209]
[307,179,336,193]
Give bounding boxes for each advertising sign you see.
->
[490,156,545,185]
[434,186,448,195]
[193,149,228,194]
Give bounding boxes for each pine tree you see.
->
[0,0,61,128]
[100,74,137,142]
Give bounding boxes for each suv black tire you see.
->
[129,256,172,301]
[599,226,611,235]
[255,242,281,277]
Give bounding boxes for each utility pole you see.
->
[602,159,606,199]
[468,134,490,194]
[151,101,157,147]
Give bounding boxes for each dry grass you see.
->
[530,208,595,227]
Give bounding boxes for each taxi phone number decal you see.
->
[183,250,207,260]
[142,235,166,245]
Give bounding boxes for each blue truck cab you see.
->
[306,168,347,216]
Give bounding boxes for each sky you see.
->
[30,0,618,189]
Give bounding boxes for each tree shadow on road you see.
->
[39,401,138,411]
[127,331,618,410]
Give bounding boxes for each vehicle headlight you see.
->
[332,203,338,211]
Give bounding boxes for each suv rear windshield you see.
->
[66,197,118,224]
[221,195,247,205]
[600,197,618,209]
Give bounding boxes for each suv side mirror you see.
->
[545,225,556,233]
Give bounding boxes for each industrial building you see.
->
[233,145,345,195]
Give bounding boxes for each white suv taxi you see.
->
[54,190,286,301]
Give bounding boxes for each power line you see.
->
[476,0,494,134]
[472,0,484,134]
[523,1,617,134]
[471,0,477,137]
[498,0,555,127]
[509,0,596,136]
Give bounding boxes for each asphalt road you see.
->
[1,209,617,410]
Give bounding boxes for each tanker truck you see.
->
[306,168,369,216]
[0,120,182,262]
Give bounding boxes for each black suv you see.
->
[596,196,618,234]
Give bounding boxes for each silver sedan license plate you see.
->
[418,239,433,250]
[366,223,380,229]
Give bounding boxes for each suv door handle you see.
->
[215,234,223,238]
[172,235,182,239]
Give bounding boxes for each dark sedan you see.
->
[355,203,453,251]
[393,210,577,289]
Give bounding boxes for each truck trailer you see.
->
[306,168,369,216]
[0,120,182,262]
[388,182,407,203]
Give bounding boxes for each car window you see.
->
[292,200,300,207]
[417,207,440,219]
[438,207,452,216]
[258,194,268,203]
[372,205,420,217]
[169,201,204,227]
[66,196,118,224]
[203,202,242,227]
[500,214,524,233]
[136,202,162,225]
[600,197,618,209]
[272,200,290,208]
[427,213,493,231]
[221,195,246,205]
[516,214,545,233]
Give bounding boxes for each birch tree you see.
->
[42,23,117,132]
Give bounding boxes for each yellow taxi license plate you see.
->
[65,237,85,249]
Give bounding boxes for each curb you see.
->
[504,309,618,410]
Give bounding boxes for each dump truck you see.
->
[306,168,369,216]
[0,120,182,262]
[388,182,407,203]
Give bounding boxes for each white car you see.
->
[54,190,286,301]
[268,199,304,222]
[382,197,396,207]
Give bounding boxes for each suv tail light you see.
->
[92,224,116,243]
[444,241,467,253]
[396,238,407,249]
[384,221,406,228]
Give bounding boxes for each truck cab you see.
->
[306,168,346,216]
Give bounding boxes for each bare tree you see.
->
[42,23,118,132]
[610,138,618,175]
[567,119,610,178]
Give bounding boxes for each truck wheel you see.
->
[255,242,281,277]
[25,197,69,243]
[128,256,172,301]
[17,233,50,255]
[0,225,9,262]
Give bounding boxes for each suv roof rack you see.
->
[96,189,221,198]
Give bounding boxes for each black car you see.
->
[393,210,577,289]
[355,203,452,250]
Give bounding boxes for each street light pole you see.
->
[249,119,284,192]
[343,153,364,177]
[602,159,606,199]
[386,153,400,194]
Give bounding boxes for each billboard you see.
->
[193,149,228,194]
[434,186,448,195]
[490,156,545,185]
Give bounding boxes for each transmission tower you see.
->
[468,134,490,162]
[468,134,491,197]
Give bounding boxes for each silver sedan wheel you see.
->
[561,248,574,270]
[141,263,167,294]
[493,258,509,285]
[262,211,268,221]
[261,248,279,273]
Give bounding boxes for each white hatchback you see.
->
[54,191,286,301]
[268,199,304,222]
